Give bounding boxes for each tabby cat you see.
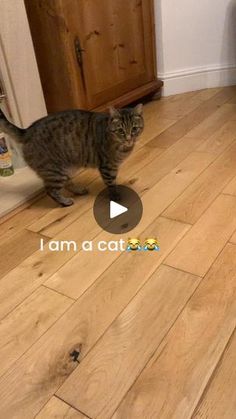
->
[0,105,144,206]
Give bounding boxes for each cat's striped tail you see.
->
[0,108,25,142]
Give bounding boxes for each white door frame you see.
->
[0,0,47,128]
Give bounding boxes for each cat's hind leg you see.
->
[39,169,74,206]
[46,187,74,207]
[66,180,89,196]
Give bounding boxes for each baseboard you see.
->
[159,65,236,96]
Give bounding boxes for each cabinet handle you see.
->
[74,36,86,91]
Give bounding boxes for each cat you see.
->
[0,105,144,206]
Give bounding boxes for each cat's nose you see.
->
[127,135,131,140]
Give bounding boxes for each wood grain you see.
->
[36,397,87,419]
[0,287,72,378]
[25,0,160,111]
[0,195,56,242]
[0,206,100,320]
[165,194,236,276]
[143,90,198,120]
[184,103,236,141]
[0,218,190,419]
[144,88,222,121]
[193,330,236,419]
[196,120,236,155]
[0,229,48,279]
[163,142,236,224]
[223,174,236,196]
[112,243,236,419]
[56,265,200,419]
[147,87,236,149]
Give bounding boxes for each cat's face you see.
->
[108,104,144,150]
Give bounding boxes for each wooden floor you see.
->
[1,87,236,418]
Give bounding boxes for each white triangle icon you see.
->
[110,201,128,219]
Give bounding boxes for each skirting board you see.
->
[159,65,236,96]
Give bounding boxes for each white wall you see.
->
[0,0,46,127]
[155,0,236,95]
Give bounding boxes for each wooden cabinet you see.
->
[24,0,162,113]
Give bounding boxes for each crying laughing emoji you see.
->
[143,238,160,251]
[127,238,142,251]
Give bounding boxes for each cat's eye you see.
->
[118,128,125,136]
[132,127,139,135]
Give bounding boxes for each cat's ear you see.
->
[109,107,120,118]
[134,103,143,116]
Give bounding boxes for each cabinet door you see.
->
[62,0,157,109]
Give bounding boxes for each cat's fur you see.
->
[0,105,144,206]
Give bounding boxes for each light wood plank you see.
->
[193,330,236,419]
[163,142,236,224]
[165,194,236,277]
[143,89,207,121]
[56,266,200,419]
[147,87,236,149]
[226,92,236,104]
[36,397,87,419]
[229,226,236,243]
[46,151,212,298]
[146,102,236,156]
[183,103,236,140]
[0,218,190,419]
[132,138,214,195]
[0,229,48,279]
[0,195,57,242]
[0,287,72,378]
[193,87,222,101]
[0,209,100,320]
[65,216,189,358]
[112,243,236,419]
[196,120,236,155]
[138,115,176,147]
[143,91,195,118]
[223,174,236,196]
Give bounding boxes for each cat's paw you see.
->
[67,183,89,196]
[73,186,89,196]
[61,197,74,207]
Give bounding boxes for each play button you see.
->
[110,201,128,219]
[93,185,143,234]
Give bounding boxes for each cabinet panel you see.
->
[25,0,161,112]
[63,0,156,107]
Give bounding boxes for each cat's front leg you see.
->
[99,165,120,201]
